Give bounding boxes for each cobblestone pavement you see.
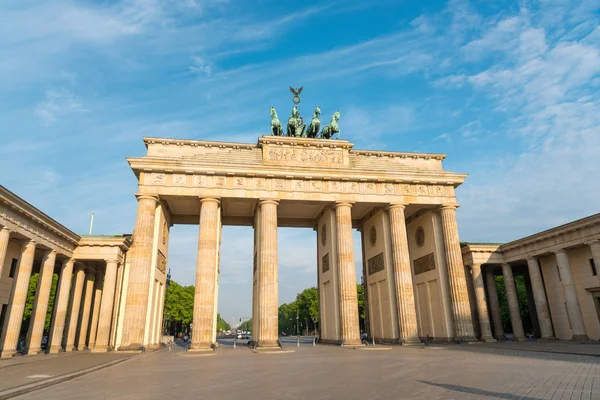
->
[0,351,133,392]
[14,343,600,400]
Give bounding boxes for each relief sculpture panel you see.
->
[267,147,343,164]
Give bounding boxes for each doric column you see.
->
[485,268,504,340]
[439,205,476,340]
[76,270,95,350]
[25,250,57,355]
[190,197,221,351]
[87,270,104,349]
[387,204,420,345]
[0,240,36,359]
[555,249,587,340]
[0,227,11,278]
[471,264,495,342]
[526,257,554,339]
[48,259,75,353]
[256,199,279,347]
[119,194,158,349]
[93,260,118,352]
[335,202,361,346]
[64,266,85,352]
[501,264,526,341]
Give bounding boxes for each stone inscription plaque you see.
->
[267,147,343,164]
[322,253,330,273]
[413,253,435,275]
[368,252,385,275]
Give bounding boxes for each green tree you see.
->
[494,275,532,335]
[217,314,231,331]
[22,273,59,336]
[239,318,252,332]
[357,284,366,332]
[163,281,195,334]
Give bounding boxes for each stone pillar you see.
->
[0,240,36,359]
[470,264,495,342]
[119,194,158,349]
[48,259,75,353]
[588,241,600,279]
[439,205,476,340]
[256,199,279,347]
[485,268,504,340]
[93,260,119,352]
[64,266,85,352]
[335,202,361,346]
[526,257,554,340]
[501,264,526,341]
[0,227,11,278]
[190,198,221,351]
[87,270,104,349]
[555,250,588,340]
[76,270,95,350]
[387,204,420,345]
[25,250,57,355]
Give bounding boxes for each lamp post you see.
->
[296,310,300,347]
[163,269,171,335]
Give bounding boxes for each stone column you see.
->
[439,205,476,341]
[0,240,36,359]
[48,259,75,353]
[589,241,600,278]
[387,204,420,345]
[0,227,11,278]
[256,199,279,347]
[485,268,504,340]
[335,202,361,346]
[25,250,57,355]
[471,264,495,342]
[64,266,85,352]
[526,257,554,340]
[501,264,526,341]
[76,270,95,350]
[93,260,119,352]
[555,249,588,340]
[87,270,104,349]
[119,194,158,349]
[190,198,221,351]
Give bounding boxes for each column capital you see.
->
[334,201,354,209]
[104,257,120,264]
[386,203,407,211]
[585,239,600,246]
[258,198,279,206]
[553,248,567,255]
[135,193,159,203]
[62,258,75,267]
[45,249,58,256]
[21,239,36,249]
[471,263,482,270]
[1,226,11,233]
[439,204,460,211]
[501,263,512,269]
[199,197,220,205]
[525,256,537,262]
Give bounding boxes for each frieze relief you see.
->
[157,250,167,273]
[144,172,452,198]
[267,147,343,164]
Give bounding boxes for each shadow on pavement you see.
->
[419,380,543,400]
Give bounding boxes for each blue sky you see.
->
[1,0,599,324]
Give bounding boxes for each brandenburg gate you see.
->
[118,134,476,350]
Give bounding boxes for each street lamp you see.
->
[163,269,172,335]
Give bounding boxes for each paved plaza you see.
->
[3,341,599,400]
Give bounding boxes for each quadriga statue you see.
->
[320,111,341,139]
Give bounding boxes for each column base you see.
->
[64,346,76,352]
[48,346,64,354]
[512,336,527,342]
[481,336,497,343]
[539,336,555,341]
[401,337,424,346]
[24,347,43,356]
[341,339,364,347]
[255,340,280,348]
[188,342,215,352]
[91,346,110,353]
[0,350,16,359]
[573,334,589,341]
[117,344,144,352]
[454,336,478,343]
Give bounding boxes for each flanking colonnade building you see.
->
[1,136,599,358]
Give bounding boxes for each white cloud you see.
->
[34,89,87,125]
[189,56,213,76]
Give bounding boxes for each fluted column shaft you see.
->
[119,194,158,349]
[190,198,221,350]
[471,264,495,342]
[555,250,587,339]
[439,206,475,340]
[485,268,504,340]
[94,260,119,352]
[0,227,11,279]
[0,240,36,359]
[256,199,279,347]
[335,202,361,346]
[64,266,85,351]
[25,250,57,354]
[387,204,420,344]
[76,270,95,350]
[501,264,526,341]
[87,270,104,349]
[526,257,554,339]
[48,259,75,353]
